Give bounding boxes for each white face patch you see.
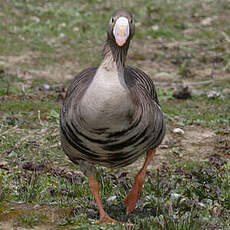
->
[113,17,130,46]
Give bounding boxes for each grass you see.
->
[0,0,230,229]
[0,73,229,229]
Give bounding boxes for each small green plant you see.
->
[14,212,47,228]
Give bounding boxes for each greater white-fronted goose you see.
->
[60,9,165,224]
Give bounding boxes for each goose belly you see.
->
[80,70,133,131]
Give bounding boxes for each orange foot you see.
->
[124,172,145,214]
[124,185,141,214]
[124,150,156,214]
[97,214,133,226]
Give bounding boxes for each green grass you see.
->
[0,71,229,229]
[14,212,48,228]
[163,96,229,126]
[0,0,230,229]
[0,155,229,229]
[1,0,230,67]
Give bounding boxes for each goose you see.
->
[60,9,165,224]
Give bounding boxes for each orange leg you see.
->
[124,149,156,214]
[88,176,132,226]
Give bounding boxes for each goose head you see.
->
[107,9,135,47]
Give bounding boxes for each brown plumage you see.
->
[60,9,165,225]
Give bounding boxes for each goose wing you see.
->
[125,65,160,105]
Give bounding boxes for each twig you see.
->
[1,125,19,136]
[155,80,214,87]
[38,110,43,125]
[221,31,230,43]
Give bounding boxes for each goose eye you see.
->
[130,19,133,24]
[111,17,115,24]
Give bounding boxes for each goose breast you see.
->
[79,62,135,131]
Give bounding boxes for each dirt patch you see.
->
[180,126,216,159]
[0,202,72,230]
[0,54,80,82]
[130,38,230,83]
[1,35,229,85]
[0,223,54,230]
[126,126,217,176]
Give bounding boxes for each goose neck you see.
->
[102,40,129,73]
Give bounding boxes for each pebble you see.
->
[173,128,185,135]
[107,195,116,203]
[207,90,220,99]
[0,160,8,167]
[171,193,181,199]
[152,25,159,31]
[30,16,40,23]
[34,204,41,209]
[43,83,51,90]
[223,88,230,97]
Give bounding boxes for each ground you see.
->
[0,0,230,229]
